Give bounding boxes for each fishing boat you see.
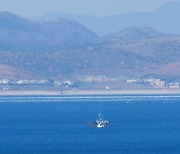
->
[89,114,109,128]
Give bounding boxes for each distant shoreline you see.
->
[0,89,180,96]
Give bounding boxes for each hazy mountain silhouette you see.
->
[95,27,175,43]
[0,11,97,52]
[0,12,180,80]
[29,1,180,35]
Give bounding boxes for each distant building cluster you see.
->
[126,77,180,89]
[0,79,52,85]
[78,76,124,82]
[0,76,179,91]
[0,79,74,90]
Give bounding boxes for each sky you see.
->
[0,0,179,17]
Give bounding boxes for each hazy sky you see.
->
[0,0,179,17]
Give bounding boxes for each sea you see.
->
[0,95,180,154]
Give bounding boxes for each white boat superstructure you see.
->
[89,114,109,128]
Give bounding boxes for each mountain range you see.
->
[0,11,97,52]
[28,1,180,36]
[0,11,180,82]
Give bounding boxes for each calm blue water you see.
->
[0,95,180,154]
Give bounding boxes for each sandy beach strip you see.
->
[0,89,180,96]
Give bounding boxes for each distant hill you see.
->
[95,27,175,43]
[0,63,43,79]
[28,1,180,35]
[0,11,97,52]
[94,27,180,79]
[0,12,180,81]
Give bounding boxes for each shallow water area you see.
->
[0,95,180,153]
